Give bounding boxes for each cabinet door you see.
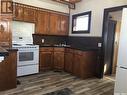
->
[53,52,64,70]
[36,11,49,34]
[49,13,61,35]
[65,52,73,73]
[23,7,36,22]
[0,17,11,47]
[39,51,53,71]
[60,15,69,35]
[13,4,24,21]
[73,54,82,77]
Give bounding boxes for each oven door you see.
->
[17,49,39,66]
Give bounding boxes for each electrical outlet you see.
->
[41,39,45,43]
[98,43,102,47]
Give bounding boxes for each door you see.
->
[104,20,117,75]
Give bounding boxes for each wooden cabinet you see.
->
[73,50,83,77]
[0,16,12,48]
[13,4,24,21]
[39,47,98,79]
[49,13,69,35]
[13,3,69,35]
[49,13,61,35]
[23,7,36,22]
[65,48,73,73]
[73,50,97,79]
[0,50,17,91]
[60,15,69,35]
[36,11,50,34]
[39,48,53,71]
[14,4,36,22]
[53,48,65,70]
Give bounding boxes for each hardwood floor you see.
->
[0,71,114,95]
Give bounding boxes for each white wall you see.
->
[70,0,127,37]
[12,0,69,13]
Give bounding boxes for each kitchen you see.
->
[0,0,127,95]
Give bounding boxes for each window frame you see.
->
[72,11,91,34]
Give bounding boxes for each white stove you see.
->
[13,44,39,77]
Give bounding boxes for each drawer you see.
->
[40,47,54,52]
[54,48,65,52]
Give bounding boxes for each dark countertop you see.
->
[0,47,18,56]
[39,45,100,51]
[0,47,8,56]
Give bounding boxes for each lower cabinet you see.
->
[0,50,17,91]
[39,48,53,71]
[64,48,73,73]
[73,50,97,79]
[53,48,64,70]
[39,47,98,79]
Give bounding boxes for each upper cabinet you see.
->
[13,4,24,21]
[36,11,69,35]
[0,16,12,48]
[60,15,69,35]
[13,4,36,22]
[23,7,36,22]
[50,13,69,35]
[49,13,61,35]
[36,11,50,35]
[12,3,69,35]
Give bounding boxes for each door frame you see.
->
[101,5,127,78]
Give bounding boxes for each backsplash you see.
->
[33,34,102,49]
[68,36,102,49]
[33,34,68,46]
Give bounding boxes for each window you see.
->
[72,11,91,34]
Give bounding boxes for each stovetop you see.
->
[12,44,39,49]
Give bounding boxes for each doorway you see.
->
[101,5,127,79]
